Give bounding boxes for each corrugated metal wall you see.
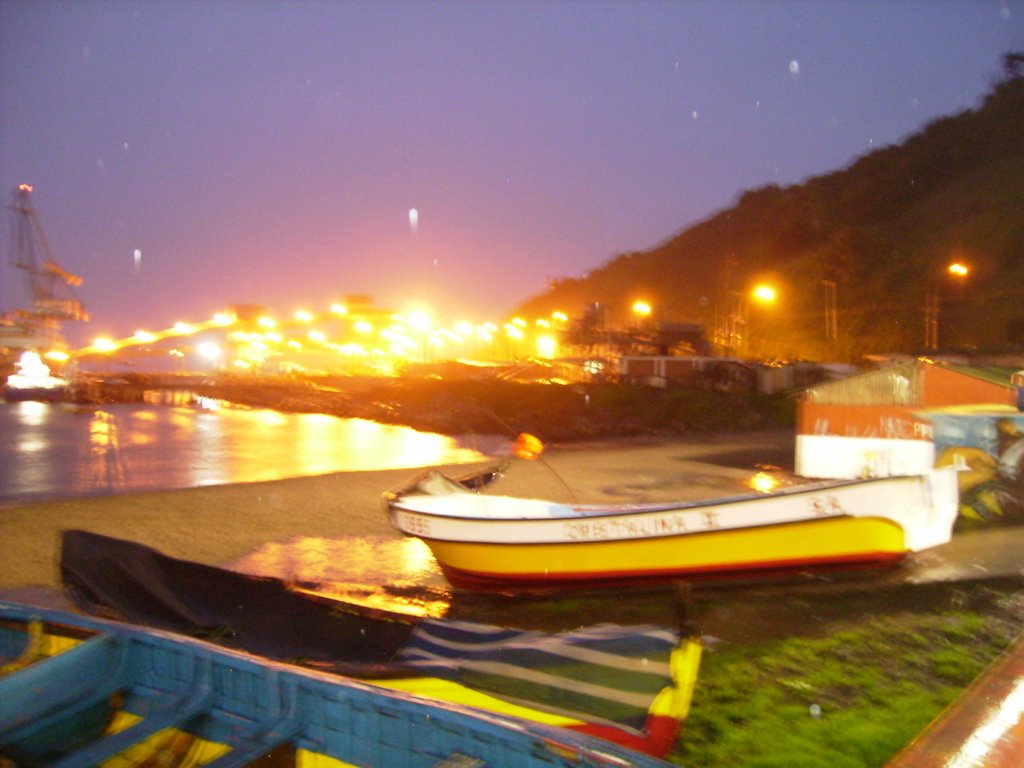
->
[801,363,923,406]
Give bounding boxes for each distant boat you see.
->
[384,465,961,590]
[0,600,679,767]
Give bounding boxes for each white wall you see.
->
[795,434,935,479]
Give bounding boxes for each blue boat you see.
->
[56,530,701,759]
[1,600,680,767]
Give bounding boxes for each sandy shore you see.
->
[0,429,794,592]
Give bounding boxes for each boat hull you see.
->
[423,515,909,589]
[386,469,960,590]
[1,601,678,767]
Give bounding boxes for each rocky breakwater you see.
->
[190,375,794,442]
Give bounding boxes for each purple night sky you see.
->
[2,1,1021,346]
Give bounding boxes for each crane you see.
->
[3,184,88,353]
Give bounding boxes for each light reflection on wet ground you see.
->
[231,535,453,618]
[228,533,698,629]
[228,524,1024,636]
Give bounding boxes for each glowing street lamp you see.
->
[925,261,971,350]
[751,284,777,304]
[92,337,117,353]
[407,310,433,332]
[632,300,652,319]
[723,284,778,357]
[537,335,557,359]
[197,342,222,361]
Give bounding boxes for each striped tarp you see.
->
[397,619,680,732]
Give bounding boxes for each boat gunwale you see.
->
[386,470,937,523]
[384,472,941,539]
[398,510,908,548]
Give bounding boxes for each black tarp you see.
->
[59,531,685,734]
[60,529,414,665]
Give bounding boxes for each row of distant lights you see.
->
[75,306,573,364]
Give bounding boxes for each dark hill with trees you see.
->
[517,56,1024,361]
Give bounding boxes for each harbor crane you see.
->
[3,184,89,353]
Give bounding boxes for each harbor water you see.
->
[0,399,501,507]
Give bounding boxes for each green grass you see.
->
[672,605,1020,767]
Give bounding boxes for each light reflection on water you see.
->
[0,401,500,505]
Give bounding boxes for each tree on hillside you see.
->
[517,61,1024,360]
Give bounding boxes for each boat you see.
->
[0,600,684,768]
[57,530,701,758]
[383,464,961,590]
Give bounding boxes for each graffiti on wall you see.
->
[933,413,1024,523]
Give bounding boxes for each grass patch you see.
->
[672,601,1021,767]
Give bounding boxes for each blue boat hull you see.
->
[1,601,674,767]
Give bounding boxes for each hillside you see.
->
[518,63,1024,361]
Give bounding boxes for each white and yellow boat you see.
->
[384,465,960,590]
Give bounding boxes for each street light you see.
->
[822,280,838,359]
[751,285,777,305]
[722,284,777,357]
[924,262,970,350]
[631,300,652,319]
[747,284,778,358]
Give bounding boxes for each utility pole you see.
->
[822,280,837,359]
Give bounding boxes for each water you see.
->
[0,400,502,506]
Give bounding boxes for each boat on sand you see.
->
[384,464,961,590]
[1,599,682,767]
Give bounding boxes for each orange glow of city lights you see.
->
[948,262,969,277]
[537,335,557,359]
[407,310,432,332]
[92,337,117,353]
[632,300,652,317]
[752,284,777,304]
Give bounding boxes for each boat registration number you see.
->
[397,511,431,536]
